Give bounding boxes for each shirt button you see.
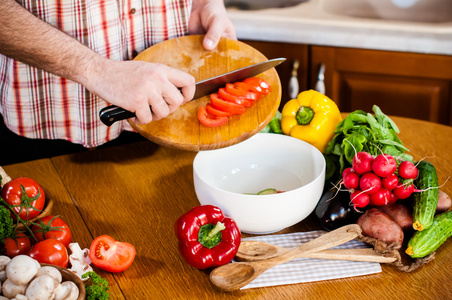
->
[130,8,136,14]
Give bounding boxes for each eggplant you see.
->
[315,188,363,231]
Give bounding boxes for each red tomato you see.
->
[225,83,261,101]
[197,106,229,128]
[210,93,245,115]
[205,103,233,117]
[243,77,272,95]
[32,215,72,248]
[1,177,45,221]
[233,81,263,94]
[28,239,69,268]
[218,88,253,107]
[89,235,136,273]
[4,232,31,258]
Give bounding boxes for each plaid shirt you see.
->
[0,0,191,147]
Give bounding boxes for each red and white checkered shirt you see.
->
[0,0,191,147]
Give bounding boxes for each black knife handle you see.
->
[99,105,140,126]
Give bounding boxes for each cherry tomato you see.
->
[225,83,261,101]
[218,88,253,107]
[32,215,72,248]
[28,239,69,268]
[197,106,229,128]
[210,93,245,115]
[4,232,31,258]
[89,235,136,273]
[205,103,233,117]
[242,77,272,95]
[1,177,45,221]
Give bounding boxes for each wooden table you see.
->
[3,116,452,299]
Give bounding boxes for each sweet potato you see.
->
[436,190,451,213]
[378,203,413,232]
[357,208,404,249]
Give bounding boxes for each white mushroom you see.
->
[1,279,26,299]
[13,294,28,300]
[54,281,79,300]
[0,296,9,300]
[25,275,55,300]
[35,266,62,289]
[68,243,93,280]
[0,256,11,272]
[6,255,40,287]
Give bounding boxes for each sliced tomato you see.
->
[225,83,261,101]
[233,81,263,94]
[206,103,233,117]
[218,88,253,107]
[198,106,229,127]
[243,77,272,95]
[89,235,136,273]
[210,93,246,115]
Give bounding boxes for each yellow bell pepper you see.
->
[281,90,342,153]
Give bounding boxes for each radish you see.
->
[381,173,399,191]
[342,167,354,177]
[343,171,360,190]
[372,154,397,177]
[388,192,398,204]
[393,183,414,199]
[352,152,373,175]
[359,172,381,194]
[369,188,391,206]
[398,160,418,179]
[351,190,370,211]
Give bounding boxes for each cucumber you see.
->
[412,161,439,231]
[406,210,452,258]
[257,188,279,195]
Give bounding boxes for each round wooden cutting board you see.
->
[128,35,282,151]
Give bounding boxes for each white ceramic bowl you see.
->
[193,133,326,234]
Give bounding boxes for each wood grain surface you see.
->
[4,115,452,299]
[128,35,282,151]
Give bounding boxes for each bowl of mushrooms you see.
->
[0,255,84,300]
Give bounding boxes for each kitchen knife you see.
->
[99,58,286,126]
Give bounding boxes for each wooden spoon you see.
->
[210,224,362,291]
[236,240,396,263]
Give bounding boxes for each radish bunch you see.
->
[342,151,419,211]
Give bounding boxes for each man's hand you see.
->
[189,0,237,50]
[84,59,196,125]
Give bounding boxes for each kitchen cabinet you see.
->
[243,40,452,126]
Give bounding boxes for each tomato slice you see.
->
[205,103,233,117]
[210,93,246,115]
[242,77,272,95]
[225,83,261,101]
[218,88,253,107]
[89,235,136,273]
[233,81,263,94]
[198,106,229,127]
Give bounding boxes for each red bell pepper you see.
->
[175,205,241,269]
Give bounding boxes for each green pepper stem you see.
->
[206,222,226,240]
[296,106,314,125]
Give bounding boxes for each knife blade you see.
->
[99,58,286,126]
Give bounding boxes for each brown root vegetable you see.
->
[357,208,404,249]
[377,203,413,232]
[436,190,451,213]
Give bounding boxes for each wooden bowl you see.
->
[41,264,85,300]
[16,186,53,230]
